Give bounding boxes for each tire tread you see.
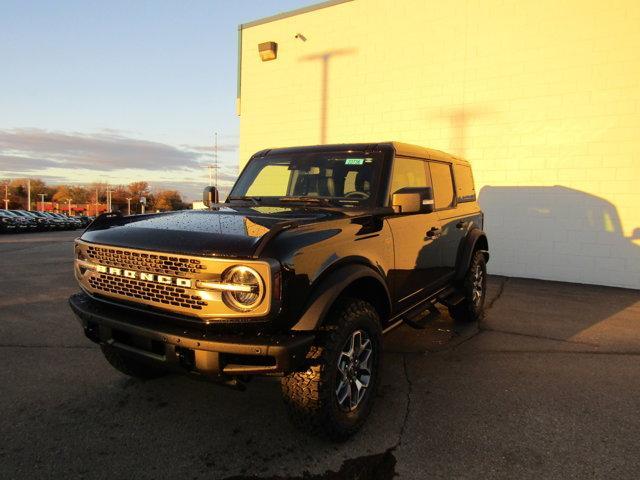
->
[281,298,381,441]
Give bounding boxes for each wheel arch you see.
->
[291,263,391,331]
[454,228,489,283]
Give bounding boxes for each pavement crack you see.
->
[485,276,509,311]
[396,354,413,448]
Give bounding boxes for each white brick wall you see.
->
[238,0,640,289]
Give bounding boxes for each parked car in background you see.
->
[70,216,84,229]
[48,213,71,230]
[0,210,21,233]
[76,216,95,228]
[41,212,67,230]
[12,210,49,231]
[28,211,57,230]
[0,210,86,233]
[9,210,38,231]
[65,214,83,230]
[2,210,30,232]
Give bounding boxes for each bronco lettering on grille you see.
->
[95,264,192,288]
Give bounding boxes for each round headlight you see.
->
[221,266,265,311]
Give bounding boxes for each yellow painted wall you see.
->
[239,0,640,289]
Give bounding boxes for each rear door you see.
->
[385,156,443,311]
[429,161,478,277]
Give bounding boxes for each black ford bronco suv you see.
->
[69,142,489,440]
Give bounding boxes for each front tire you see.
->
[281,298,382,441]
[449,250,487,323]
[101,345,166,379]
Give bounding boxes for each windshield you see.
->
[229,151,382,207]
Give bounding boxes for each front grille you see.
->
[88,274,208,311]
[76,240,273,319]
[85,245,206,277]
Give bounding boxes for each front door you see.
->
[385,156,443,312]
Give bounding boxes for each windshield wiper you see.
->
[278,196,341,206]
[228,196,261,206]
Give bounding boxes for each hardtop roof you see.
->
[255,142,469,165]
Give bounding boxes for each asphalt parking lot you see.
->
[1,231,639,479]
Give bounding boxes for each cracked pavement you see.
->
[1,231,639,479]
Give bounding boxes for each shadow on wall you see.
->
[299,48,357,145]
[432,105,495,158]
[478,185,640,289]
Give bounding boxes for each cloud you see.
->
[0,128,217,172]
[0,128,241,201]
[0,154,60,171]
[0,171,69,183]
[182,144,238,153]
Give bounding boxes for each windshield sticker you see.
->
[345,158,365,165]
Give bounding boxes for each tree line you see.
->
[2,179,188,213]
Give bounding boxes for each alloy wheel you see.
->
[335,329,373,412]
[472,264,484,306]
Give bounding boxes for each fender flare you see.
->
[291,263,391,331]
[454,228,489,282]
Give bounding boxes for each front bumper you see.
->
[69,292,314,377]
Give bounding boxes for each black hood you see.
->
[80,206,346,258]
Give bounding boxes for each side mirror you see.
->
[392,187,434,214]
[203,186,219,208]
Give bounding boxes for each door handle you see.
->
[426,226,441,238]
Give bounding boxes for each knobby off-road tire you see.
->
[100,345,166,379]
[449,250,487,323]
[281,298,382,441]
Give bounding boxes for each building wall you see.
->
[238,0,640,289]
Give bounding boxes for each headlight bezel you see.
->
[220,265,265,312]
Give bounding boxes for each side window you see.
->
[429,162,455,210]
[453,164,476,202]
[389,157,430,200]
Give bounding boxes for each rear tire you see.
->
[100,345,166,379]
[281,298,382,441]
[449,250,487,323]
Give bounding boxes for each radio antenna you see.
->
[214,132,218,187]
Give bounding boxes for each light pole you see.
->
[39,194,45,212]
[3,182,8,210]
[26,179,31,211]
[106,188,113,212]
[66,198,72,216]
[214,131,218,187]
[207,164,217,186]
[126,198,132,216]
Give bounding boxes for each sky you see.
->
[0,0,318,201]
